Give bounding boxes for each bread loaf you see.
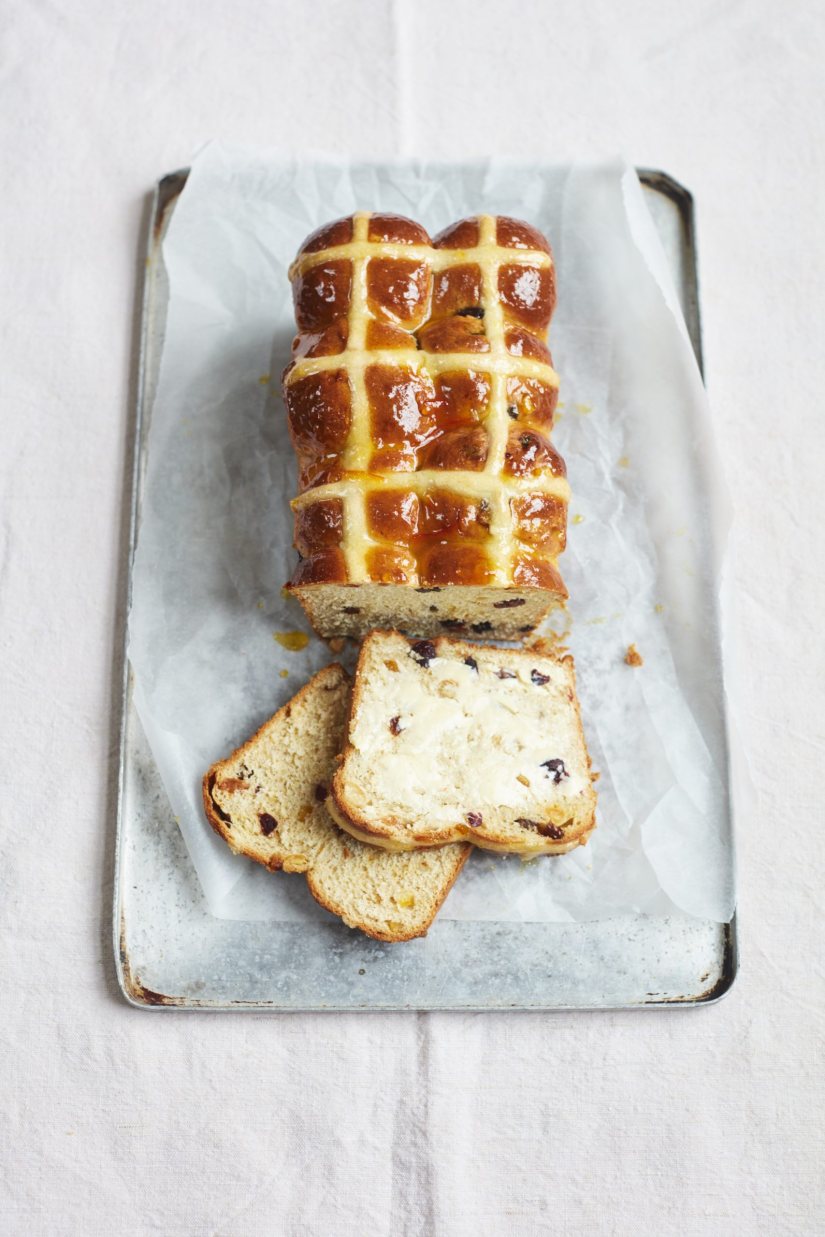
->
[329,631,598,856]
[202,664,470,941]
[283,213,568,639]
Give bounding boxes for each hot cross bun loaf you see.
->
[283,212,568,640]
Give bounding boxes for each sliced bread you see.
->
[329,631,597,856]
[202,663,470,942]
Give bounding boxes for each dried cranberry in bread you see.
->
[283,213,567,639]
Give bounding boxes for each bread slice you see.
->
[202,664,470,942]
[329,631,597,856]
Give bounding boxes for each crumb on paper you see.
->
[280,585,292,601]
[586,616,606,626]
[625,643,644,667]
[327,636,346,653]
[654,603,665,614]
[571,513,585,525]
[618,455,630,468]
[574,402,592,415]
[256,600,264,610]
[273,630,309,652]
[525,632,569,656]
[279,669,289,679]
[258,373,271,385]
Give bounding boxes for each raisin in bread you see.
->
[283,212,568,641]
[202,664,469,942]
[329,631,597,856]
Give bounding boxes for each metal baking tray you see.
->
[113,168,737,1010]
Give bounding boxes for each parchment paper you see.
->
[128,145,736,923]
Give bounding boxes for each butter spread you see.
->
[351,651,590,826]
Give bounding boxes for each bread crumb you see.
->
[525,634,558,655]
[618,455,630,468]
[654,603,665,614]
[258,373,271,385]
[572,514,585,525]
[574,402,592,414]
[327,636,345,653]
[624,643,644,667]
[279,669,289,679]
[526,631,569,656]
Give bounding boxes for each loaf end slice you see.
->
[289,581,564,641]
[331,631,598,856]
[202,664,470,942]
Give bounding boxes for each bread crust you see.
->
[331,631,597,856]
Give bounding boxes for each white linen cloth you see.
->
[1,1,823,1233]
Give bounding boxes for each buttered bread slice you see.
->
[330,631,597,856]
[203,664,470,942]
[283,213,568,641]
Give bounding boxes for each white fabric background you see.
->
[1,1,823,1233]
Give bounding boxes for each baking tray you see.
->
[113,168,737,1010]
